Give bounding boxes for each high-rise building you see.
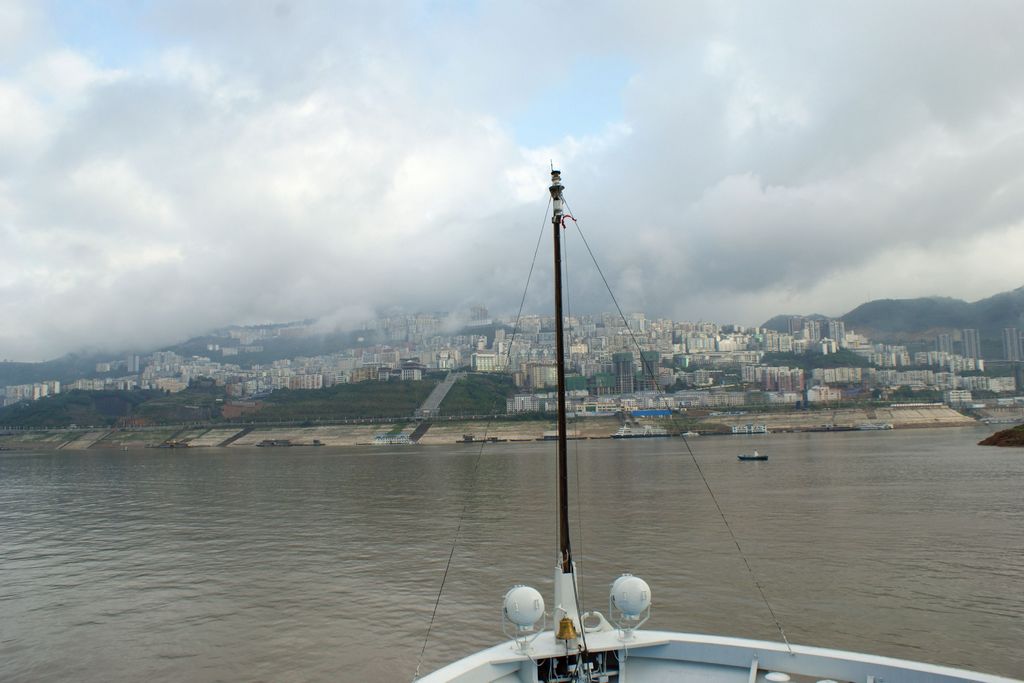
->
[936,333,953,355]
[526,362,558,389]
[803,319,822,342]
[612,352,635,394]
[467,305,491,328]
[125,353,141,373]
[1003,328,1022,362]
[962,328,981,362]
[827,320,846,347]
[638,351,659,391]
[471,352,498,372]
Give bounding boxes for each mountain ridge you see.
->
[763,286,1024,343]
[4,287,1023,387]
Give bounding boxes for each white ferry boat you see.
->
[731,423,769,434]
[611,424,669,438]
[372,433,411,445]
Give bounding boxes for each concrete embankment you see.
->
[0,406,981,450]
[713,405,975,433]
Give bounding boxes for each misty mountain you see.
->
[842,287,1024,341]
[0,354,114,390]
[165,329,377,367]
[6,285,1024,389]
[760,313,829,334]
[162,323,510,369]
[763,286,1024,342]
[841,297,973,337]
[0,319,515,388]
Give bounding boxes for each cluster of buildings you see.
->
[2,380,61,405]
[485,315,1022,414]
[3,310,1023,414]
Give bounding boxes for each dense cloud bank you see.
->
[2,1,1023,360]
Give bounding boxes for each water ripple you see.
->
[0,431,1021,680]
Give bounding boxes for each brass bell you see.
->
[556,616,579,641]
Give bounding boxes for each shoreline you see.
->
[0,405,1000,451]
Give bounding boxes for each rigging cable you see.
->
[412,197,552,681]
[561,195,794,656]
[679,435,794,655]
[562,198,658,386]
[503,195,554,372]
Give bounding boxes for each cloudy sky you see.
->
[3,1,1024,361]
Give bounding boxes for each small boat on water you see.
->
[738,449,768,461]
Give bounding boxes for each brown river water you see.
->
[1,426,1022,681]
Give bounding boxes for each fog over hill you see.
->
[763,285,1024,342]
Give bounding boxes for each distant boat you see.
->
[256,439,293,447]
[612,424,669,438]
[257,438,324,447]
[737,449,768,461]
[807,424,855,432]
[858,422,894,430]
[372,433,411,445]
[732,423,769,434]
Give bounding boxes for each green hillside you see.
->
[0,378,440,428]
[761,350,876,371]
[0,389,164,428]
[252,379,438,422]
[437,373,517,416]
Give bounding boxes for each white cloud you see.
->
[0,1,38,62]
[0,82,51,160]
[726,221,1024,323]
[23,49,121,99]
[2,1,1024,359]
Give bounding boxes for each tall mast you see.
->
[549,170,572,575]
